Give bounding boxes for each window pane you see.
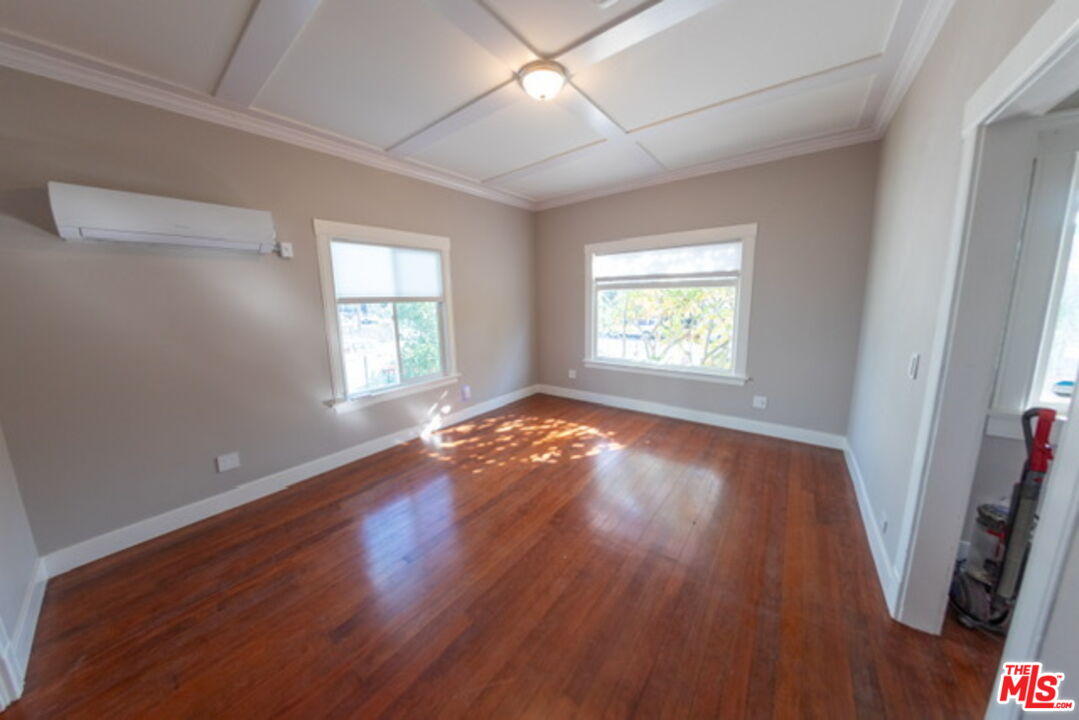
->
[1038,211,1079,403]
[397,302,443,380]
[394,248,443,297]
[594,242,741,279]
[596,286,737,371]
[332,242,394,297]
[331,241,442,298]
[338,303,399,395]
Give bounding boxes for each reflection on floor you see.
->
[2,394,1002,719]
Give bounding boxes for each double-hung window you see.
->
[314,220,457,410]
[584,224,756,384]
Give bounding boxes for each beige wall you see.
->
[534,143,880,436]
[0,68,536,554]
[845,0,1055,568]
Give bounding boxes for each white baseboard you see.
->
[11,560,46,684]
[0,558,46,708]
[533,385,905,613]
[20,383,905,711]
[842,442,901,614]
[43,385,540,578]
[0,624,16,711]
[43,383,846,580]
[534,384,846,449]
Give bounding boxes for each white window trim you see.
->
[313,219,458,413]
[583,223,756,384]
[986,408,1068,441]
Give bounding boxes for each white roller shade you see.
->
[593,241,742,279]
[330,241,443,299]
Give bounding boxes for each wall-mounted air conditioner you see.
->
[47,182,281,255]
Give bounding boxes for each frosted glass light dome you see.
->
[519,61,567,101]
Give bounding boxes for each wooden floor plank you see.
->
[0,395,1001,719]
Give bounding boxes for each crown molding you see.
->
[533,125,881,211]
[0,0,951,213]
[873,0,957,133]
[0,32,534,210]
[532,0,952,210]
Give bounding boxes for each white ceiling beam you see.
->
[387,81,519,157]
[533,126,880,210]
[0,31,534,208]
[555,0,725,70]
[484,139,609,185]
[424,0,537,70]
[215,0,323,106]
[393,0,539,155]
[631,55,883,139]
[559,83,665,170]
[484,57,881,188]
[414,0,670,172]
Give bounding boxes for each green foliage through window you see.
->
[397,302,442,380]
[596,286,736,371]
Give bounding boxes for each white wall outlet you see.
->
[752,395,767,409]
[907,352,920,380]
[215,452,240,473]
[568,369,577,379]
[460,384,472,401]
[278,242,294,259]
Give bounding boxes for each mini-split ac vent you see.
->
[48,182,282,256]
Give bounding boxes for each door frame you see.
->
[893,0,1079,636]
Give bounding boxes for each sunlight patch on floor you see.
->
[421,412,623,471]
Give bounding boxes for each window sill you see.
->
[330,374,460,414]
[583,359,749,386]
[985,408,1067,440]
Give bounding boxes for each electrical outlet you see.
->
[216,452,240,473]
[568,369,577,379]
[460,384,472,401]
[278,242,294,259]
[752,395,767,410]
[907,352,920,380]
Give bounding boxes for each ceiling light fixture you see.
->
[518,60,567,101]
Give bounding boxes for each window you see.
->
[1032,187,1079,407]
[314,220,457,410]
[990,135,1079,436]
[584,224,756,384]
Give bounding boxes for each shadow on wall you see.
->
[0,188,56,237]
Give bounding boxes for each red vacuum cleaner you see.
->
[950,407,1056,632]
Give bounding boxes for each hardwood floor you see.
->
[1,394,1001,719]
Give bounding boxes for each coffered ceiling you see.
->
[0,0,954,209]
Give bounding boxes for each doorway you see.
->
[946,109,1079,696]
[891,2,1079,716]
